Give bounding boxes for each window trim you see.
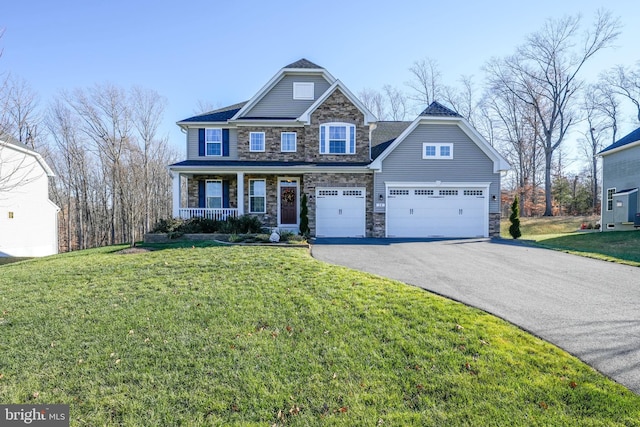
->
[319,122,356,155]
[422,143,453,159]
[205,128,222,157]
[293,82,314,100]
[249,179,266,213]
[607,187,616,211]
[205,179,223,209]
[249,132,265,152]
[281,132,297,152]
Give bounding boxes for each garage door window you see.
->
[415,189,434,195]
[464,190,483,196]
[389,189,409,196]
[439,189,458,196]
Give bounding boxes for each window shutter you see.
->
[320,126,326,153]
[223,180,230,208]
[198,180,205,208]
[349,126,355,154]
[198,128,205,156]
[222,129,230,157]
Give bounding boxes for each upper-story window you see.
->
[293,82,314,100]
[250,132,265,152]
[281,132,297,152]
[422,143,453,159]
[206,129,222,156]
[319,123,356,155]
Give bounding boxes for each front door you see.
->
[280,183,298,225]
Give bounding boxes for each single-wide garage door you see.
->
[387,187,486,238]
[316,188,366,237]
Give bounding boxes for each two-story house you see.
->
[169,59,509,238]
[0,139,60,256]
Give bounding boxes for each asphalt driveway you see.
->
[311,237,640,394]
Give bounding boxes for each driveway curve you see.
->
[311,238,640,394]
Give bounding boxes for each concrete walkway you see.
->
[311,238,640,394]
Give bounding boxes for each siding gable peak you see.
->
[368,116,509,173]
[231,62,336,121]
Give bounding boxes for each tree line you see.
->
[0,69,178,250]
[1,10,640,253]
[358,10,639,217]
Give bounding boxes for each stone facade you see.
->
[188,175,238,208]
[236,126,307,161]
[489,213,501,237]
[301,172,374,236]
[307,89,369,163]
[372,212,385,238]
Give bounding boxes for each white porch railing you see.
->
[178,208,238,221]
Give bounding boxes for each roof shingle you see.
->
[420,101,461,117]
[283,58,323,69]
[179,102,247,123]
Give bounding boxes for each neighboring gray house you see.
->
[598,127,640,231]
[169,59,509,238]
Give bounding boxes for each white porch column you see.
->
[237,172,245,216]
[172,171,181,218]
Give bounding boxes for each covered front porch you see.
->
[171,171,302,232]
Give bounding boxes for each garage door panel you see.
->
[316,188,366,237]
[387,187,486,238]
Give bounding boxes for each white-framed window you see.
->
[319,123,356,154]
[422,143,453,159]
[250,132,265,152]
[293,82,314,100]
[205,128,222,156]
[249,179,266,213]
[607,188,616,211]
[206,180,222,209]
[281,132,297,152]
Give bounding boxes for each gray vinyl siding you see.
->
[601,147,640,228]
[373,123,501,213]
[244,75,331,118]
[186,127,238,160]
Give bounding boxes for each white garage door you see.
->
[387,187,487,238]
[316,188,366,237]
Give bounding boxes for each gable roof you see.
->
[0,139,55,177]
[177,102,247,125]
[297,80,377,125]
[598,127,640,156]
[232,59,336,121]
[368,113,509,173]
[420,101,461,117]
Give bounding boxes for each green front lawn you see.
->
[535,231,640,266]
[1,244,639,426]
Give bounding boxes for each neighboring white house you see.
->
[0,140,59,256]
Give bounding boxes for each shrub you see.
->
[237,215,263,234]
[299,193,310,237]
[152,215,263,235]
[509,196,522,239]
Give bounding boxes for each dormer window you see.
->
[293,82,314,100]
[319,123,356,155]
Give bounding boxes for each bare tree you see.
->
[3,76,41,148]
[383,85,408,121]
[485,10,620,215]
[579,82,620,212]
[406,57,443,110]
[603,63,640,123]
[442,75,478,125]
[357,88,387,120]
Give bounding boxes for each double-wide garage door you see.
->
[387,187,487,238]
[316,188,366,237]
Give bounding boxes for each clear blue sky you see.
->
[2,0,639,158]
